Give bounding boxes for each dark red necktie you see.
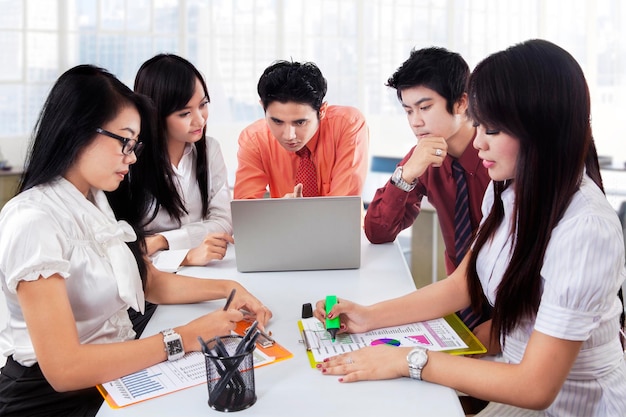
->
[452,160,471,263]
[295,146,318,197]
[452,160,488,331]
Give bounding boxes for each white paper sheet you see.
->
[100,349,274,408]
[301,317,468,363]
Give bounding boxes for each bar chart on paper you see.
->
[97,322,292,409]
[98,351,209,408]
[119,369,166,398]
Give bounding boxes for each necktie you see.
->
[295,146,318,197]
[452,160,472,263]
[452,160,483,330]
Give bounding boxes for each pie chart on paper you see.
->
[370,338,401,347]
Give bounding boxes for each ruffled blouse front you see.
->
[0,177,144,366]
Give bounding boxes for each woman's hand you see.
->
[145,234,169,256]
[470,319,501,357]
[226,282,273,329]
[313,297,372,334]
[317,345,411,382]
[183,232,235,265]
[180,282,272,351]
[181,309,244,352]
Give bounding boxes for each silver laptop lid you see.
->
[231,196,362,272]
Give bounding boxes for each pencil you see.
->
[223,288,236,311]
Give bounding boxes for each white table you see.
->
[96,237,464,416]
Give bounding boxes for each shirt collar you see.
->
[445,142,483,176]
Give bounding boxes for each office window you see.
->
[1,0,626,169]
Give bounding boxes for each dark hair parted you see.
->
[21,64,152,282]
[257,60,327,113]
[466,39,606,347]
[386,47,470,114]
[130,54,211,225]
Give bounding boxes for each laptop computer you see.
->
[230,196,362,272]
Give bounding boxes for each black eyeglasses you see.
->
[96,128,144,156]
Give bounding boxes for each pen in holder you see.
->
[202,334,258,412]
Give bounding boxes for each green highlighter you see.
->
[325,295,341,342]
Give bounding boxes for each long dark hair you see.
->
[131,54,211,226]
[466,39,609,347]
[22,64,152,282]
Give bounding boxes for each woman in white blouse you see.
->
[108,54,237,335]
[0,65,271,416]
[124,54,234,270]
[314,39,626,416]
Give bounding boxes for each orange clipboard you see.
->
[298,313,486,368]
[233,320,293,367]
[97,320,293,409]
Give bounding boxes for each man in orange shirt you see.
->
[234,60,369,199]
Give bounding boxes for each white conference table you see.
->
[96,235,464,416]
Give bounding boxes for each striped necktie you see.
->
[295,146,319,197]
[452,160,484,330]
[453,160,472,262]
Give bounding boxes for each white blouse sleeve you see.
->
[159,137,233,250]
[0,202,70,293]
[536,208,625,341]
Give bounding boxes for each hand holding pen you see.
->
[216,284,273,330]
[313,296,372,335]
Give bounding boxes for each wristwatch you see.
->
[161,329,185,361]
[407,347,429,380]
[391,166,417,192]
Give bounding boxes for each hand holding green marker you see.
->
[325,295,341,342]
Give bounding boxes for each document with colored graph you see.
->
[299,313,486,366]
[97,348,274,408]
[97,321,292,408]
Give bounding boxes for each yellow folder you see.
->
[298,313,486,368]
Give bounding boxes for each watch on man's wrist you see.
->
[391,166,417,192]
[407,347,429,380]
[161,329,185,361]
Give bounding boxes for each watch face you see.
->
[392,166,403,182]
[408,348,428,367]
[167,339,184,355]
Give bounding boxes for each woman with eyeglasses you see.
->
[0,65,271,416]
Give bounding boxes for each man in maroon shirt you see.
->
[364,47,496,353]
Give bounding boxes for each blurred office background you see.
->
[1,0,625,222]
[1,0,626,172]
